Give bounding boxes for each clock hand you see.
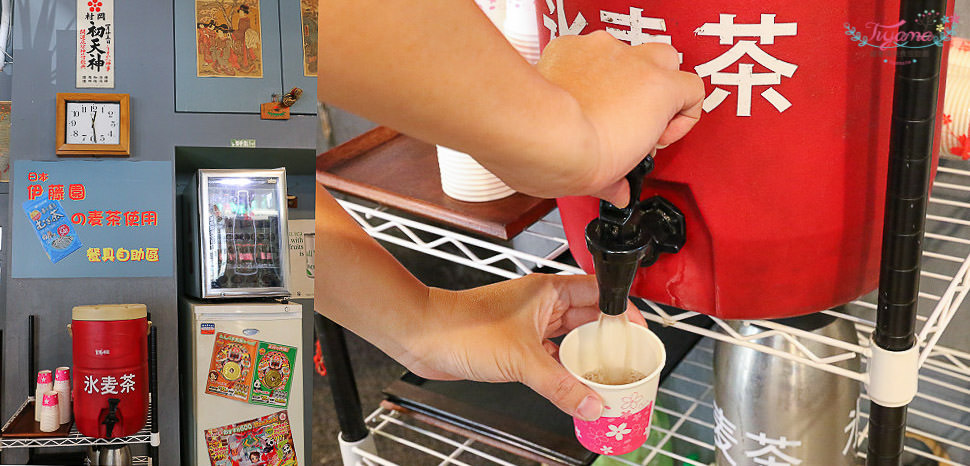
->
[91,109,98,142]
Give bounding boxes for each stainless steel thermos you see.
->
[85,445,132,466]
[713,313,861,466]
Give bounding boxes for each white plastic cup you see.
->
[436,146,515,202]
[560,321,666,456]
[53,367,72,424]
[474,0,506,30]
[504,0,539,37]
[35,370,53,422]
[39,391,60,433]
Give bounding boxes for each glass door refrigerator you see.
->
[183,168,290,300]
[180,168,305,465]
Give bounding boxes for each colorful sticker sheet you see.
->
[206,332,296,407]
[250,341,297,408]
[205,332,259,403]
[204,410,298,466]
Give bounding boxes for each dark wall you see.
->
[2,1,314,463]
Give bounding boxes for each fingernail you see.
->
[655,143,669,149]
[577,395,603,421]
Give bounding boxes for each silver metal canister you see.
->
[713,313,861,466]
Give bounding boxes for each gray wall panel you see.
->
[3,0,315,464]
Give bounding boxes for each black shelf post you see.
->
[869,1,947,464]
[316,314,369,443]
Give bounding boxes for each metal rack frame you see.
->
[336,163,970,384]
[330,158,970,465]
[356,338,970,465]
[0,397,155,450]
[0,322,161,465]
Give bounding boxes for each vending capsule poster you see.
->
[249,341,297,408]
[205,332,259,403]
[204,410,298,466]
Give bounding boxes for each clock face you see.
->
[65,101,121,145]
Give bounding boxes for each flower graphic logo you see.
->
[600,446,614,454]
[621,392,644,412]
[605,423,632,441]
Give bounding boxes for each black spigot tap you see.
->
[102,397,121,439]
[585,156,686,315]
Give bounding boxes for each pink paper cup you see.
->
[560,321,666,456]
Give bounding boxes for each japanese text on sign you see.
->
[541,5,799,117]
[83,374,136,395]
[77,0,114,88]
[12,160,174,278]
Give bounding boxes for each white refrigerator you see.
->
[181,298,305,466]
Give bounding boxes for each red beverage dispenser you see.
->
[70,304,150,438]
[542,0,953,319]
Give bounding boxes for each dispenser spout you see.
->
[585,156,686,315]
[101,397,121,439]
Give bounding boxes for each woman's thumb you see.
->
[593,180,630,209]
[521,351,603,421]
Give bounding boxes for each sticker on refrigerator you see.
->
[250,341,297,408]
[200,322,216,335]
[22,197,83,263]
[204,410,298,466]
[205,332,258,403]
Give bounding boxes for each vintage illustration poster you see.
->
[0,102,9,182]
[300,0,317,76]
[205,332,259,403]
[77,0,114,88]
[195,0,263,78]
[249,341,297,409]
[204,410,298,466]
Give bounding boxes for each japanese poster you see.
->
[204,410,298,466]
[0,101,9,182]
[76,0,114,88]
[205,332,259,403]
[195,0,264,78]
[249,341,297,408]
[11,160,174,278]
[300,0,317,76]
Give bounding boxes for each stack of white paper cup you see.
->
[35,370,53,422]
[942,37,970,161]
[39,391,60,432]
[474,0,506,29]
[53,367,72,424]
[436,146,516,202]
[504,0,541,64]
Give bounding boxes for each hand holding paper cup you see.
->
[560,321,666,456]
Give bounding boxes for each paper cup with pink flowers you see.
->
[559,321,666,456]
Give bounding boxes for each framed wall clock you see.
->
[55,93,130,156]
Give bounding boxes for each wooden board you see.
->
[316,127,556,241]
[1,400,73,438]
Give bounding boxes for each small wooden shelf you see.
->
[316,127,556,241]
[0,399,73,438]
